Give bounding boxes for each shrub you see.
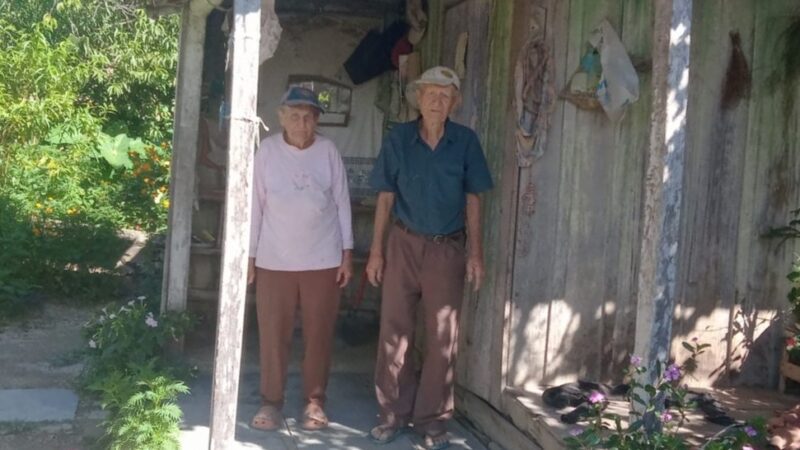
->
[81,296,195,449]
[90,368,188,450]
[0,1,178,315]
[82,296,194,383]
[565,341,767,450]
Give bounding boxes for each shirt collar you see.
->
[413,118,456,145]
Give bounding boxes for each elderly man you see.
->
[248,86,353,431]
[366,66,493,449]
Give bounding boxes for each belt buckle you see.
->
[432,234,446,244]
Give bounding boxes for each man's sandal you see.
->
[251,405,283,431]
[368,423,405,444]
[423,431,451,450]
[301,403,329,430]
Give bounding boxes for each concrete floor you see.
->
[179,320,488,450]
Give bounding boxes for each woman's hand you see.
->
[247,258,256,284]
[336,250,353,288]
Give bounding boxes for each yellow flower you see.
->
[161,199,170,209]
[35,202,43,209]
[45,207,53,214]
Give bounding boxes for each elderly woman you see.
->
[248,86,353,431]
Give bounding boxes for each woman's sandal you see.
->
[251,405,283,431]
[368,423,405,444]
[422,431,451,450]
[301,403,330,430]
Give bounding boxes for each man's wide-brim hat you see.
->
[405,66,461,109]
[281,86,325,113]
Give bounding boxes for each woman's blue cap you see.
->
[280,86,325,113]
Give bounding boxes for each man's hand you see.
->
[336,250,353,288]
[366,253,385,287]
[247,258,256,285]
[466,254,485,292]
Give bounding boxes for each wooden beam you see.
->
[208,0,261,447]
[162,0,219,314]
[633,0,693,380]
[480,0,514,407]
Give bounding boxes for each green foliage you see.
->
[769,208,800,360]
[565,341,766,450]
[763,208,800,248]
[81,297,194,383]
[784,258,800,363]
[0,196,128,321]
[0,0,178,316]
[0,17,96,145]
[0,0,180,145]
[81,297,194,449]
[90,368,188,450]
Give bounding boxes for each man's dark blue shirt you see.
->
[369,119,494,235]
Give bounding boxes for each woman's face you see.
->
[279,105,319,148]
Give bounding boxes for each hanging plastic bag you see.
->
[588,20,639,121]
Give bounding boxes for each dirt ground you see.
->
[0,303,103,450]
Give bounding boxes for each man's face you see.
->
[416,84,458,124]
[279,105,319,147]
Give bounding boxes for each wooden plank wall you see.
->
[503,0,653,391]
[673,0,800,387]
[439,0,800,403]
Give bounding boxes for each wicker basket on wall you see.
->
[559,69,602,111]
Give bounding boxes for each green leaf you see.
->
[46,125,86,145]
[96,133,133,168]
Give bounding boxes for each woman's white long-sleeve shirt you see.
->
[249,133,353,271]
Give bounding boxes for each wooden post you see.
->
[633,0,693,382]
[162,0,218,314]
[208,0,260,447]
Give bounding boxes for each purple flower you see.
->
[661,411,673,422]
[588,391,605,404]
[742,445,754,450]
[569,427,584,437]
[630,355,643,367]
[691,336,699,342]
[664,364,681,382]
[744,425,757,437]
